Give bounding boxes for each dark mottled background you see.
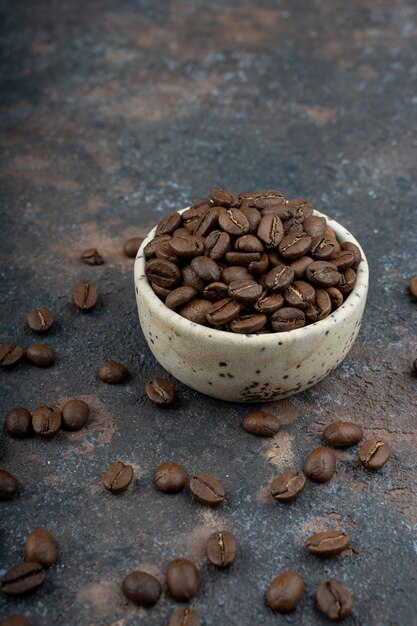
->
[1,1,416,625]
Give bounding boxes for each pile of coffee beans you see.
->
[144,189,362,333]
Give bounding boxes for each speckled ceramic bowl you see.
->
[134,209,368,402]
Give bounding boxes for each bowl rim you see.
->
[134,207,369,346]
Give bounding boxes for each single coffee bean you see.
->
[32,406,62,439]
[323,422,363,448]
[306,529,350,557]
[262,204,294,219]
[24,528,57,567]
[151,282,171,300]
[238,191,267,209]
[338,268,356,294]
[271,307,305,332]
[255,292,284,314]
[206,531,237,567]
[305,289,332,321]
[290,255,314,279]
[283,219,304,235]
[169,608,200,626]
[257,214,284,248]
[193,207,219,236]
[230,314,267,333]
[173,227,191,238]
[311,236,335,260]
[342,241,362,269]
[182,205,210,230]
[316,579,353,621]
[303,215,326,244]
[325,226,341,252]
[190,474,225,506]
[327,287,344,309]
[62,399,89,431]
[279,232,312,260]
[191,256,221,282]
[270,470,306,502]
[155,238,179,263]
[249,252,269,274]
[26,306,54,332]
[306,261,341,287]
[179,298,212,324]
[284,281,315,309]
[154,461,187,493]
[124,237,144,258]
[166,558,200,601]
[121,570,162,607]
[156,211,182,236]
[182,265,207,292]
[1,562,46,596]
[145,378,175,406]
[0,343,23,367]
[288,198,314,222]
[169,234,206,259]
[103,461,134,493]
[206,298,241,326]
[221,265,252,284]
[235,234,264,253]
[304,447,336,482]
[228,279,263,303]
[165,286,197,310]
[329,250,355,272]
[203,282,229,302]
[144,234,171,258]
[219,208,250,236]
[26,343,55,368]
[81,248,104,265]
[0,615,32,626]
[97,360,128,384]
[358,439,390,470]
[225,251,261,266]
[266,570,304,613]
[145,259,181,288]
[242,411,281,437]
[264,265,295,291]
[204,230,230,260]
[252,189,285,209]
[210,188,237,208]
[0,469,18,500]
[72,280,98,311]
[240,206,262,232]
[5,408,32,438]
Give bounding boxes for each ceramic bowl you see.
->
[134,209,368,402]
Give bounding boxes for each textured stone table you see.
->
[1,1,416,624]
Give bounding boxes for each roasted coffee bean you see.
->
[145,259,181,288]
[124,237,145,258]
[289,199,314,222]
[240,206,262,232]
[145,378,175,406]
[156,211,182,236]
[24,528,57,567]
[323,422,363,448]
[144,235,171,258]
[284,281,315,309]
[182,205,210,231]
[179,298,212,324]
[306,530,350,557]
[190,474,225,506]
[306,261,341,287]
[283,219,304,235]
[303,215,326,244]
[342,241,361,269]
[264,265,294,291]
[155,238,179,263]
[62,399,89,431]
[5,408,32,438]
[191,196,210,208]
[279,233,312,260]
[103,461,134,493]
[219,208,250,236]
[242,411,281,436]
[204,230,230,260]
[228,279,263,303]
[266,570,304,613]
[230,314,267,333]
[206,298,241,326]
[249,252,269,274]
[304,447,336,482]
[32,406,62,439]
[329,250,355,272]
[225,251,261,266]
[270,470,306,502]
[168,234,205,259]
[325,226,341,252]
[290,256,314,279]
[173,227,191,238]
[26,306,54,332]
[26,343,55,368]
[235,234,264,253]
[221,265,252,284]
[327,287,344,309]
[166,558,200,601]
[72,280,98,311]
[305,289,332,321]
[271,307,305,332]
[0,615,32,626]
[97,360,128,384]
[152,282,171,299]
[311,236,335,260]
[1,562,46,596]
[316,579,353,621]
[182,265,207,292]
[165,286,197,310]
[0,343,23,367]
[262,204,294,220]
[0,469,18,500]
[169,608,200,626]
[338,268,356,294]
[257,214,284,248]
[255,292,284,314]
[210,188,237,208]
[252,189,285,209]
[154,462,187,493]
[193,207,219,236]
[81,248,104,265]
[122,570,162,607]
[206,531,236,567]
[268,250,286,267]
[358,439,390,470]
[203,282,229,302]
[191,256,221,282]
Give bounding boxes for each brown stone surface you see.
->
[0,1,416,624]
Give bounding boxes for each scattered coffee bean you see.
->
[206,531,236,567]
[303,447,336,482]
[266,570,304,613]
[81,248,104,265]
[61,399,89,431]
[242,411,281,437]
[32,406,62,439]
[26,306,54,332]
[358,439,390,470]
[306,529,350,556]
[316,579,353,621]
[24,528,57,567]
[323,422,363,448]
[121,570,162,607]
[124,237,145,258]
[1,562,46,596]
[26,343,56,368]
[97,360,128,384]
[0,343,23,367]
[409,276,417,297]
[5,408,32,438]
[270,470,306,502]
[166,558,199,601]
[0,615,32,626]
[72,280,98,311]
[103,461,134,494]
[0,469,18,500]
[145,378,175,406]
[169,608,200,626]
[190,474,225,506]
[154,462,187,493]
